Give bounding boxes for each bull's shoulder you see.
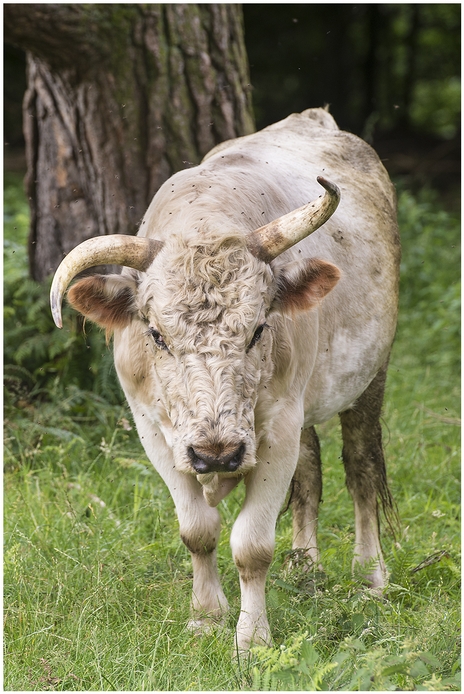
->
[331,131,386,172]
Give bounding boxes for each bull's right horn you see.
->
[50,235,164,328]
[247,176,340,263]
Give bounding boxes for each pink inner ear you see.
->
[277,258,341,314]
[67,276,135,330]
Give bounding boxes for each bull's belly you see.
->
[302,340,391,426]
[303,378,365,426]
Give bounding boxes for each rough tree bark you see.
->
[4,4,255,281]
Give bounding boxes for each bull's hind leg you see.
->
[290,426,322,569]
[339,360,396,589]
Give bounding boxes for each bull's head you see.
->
[50,177,340,479]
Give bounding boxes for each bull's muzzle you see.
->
[187,443,245,474]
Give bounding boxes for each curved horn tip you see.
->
[316,175,340,197]
[50,293,63,329]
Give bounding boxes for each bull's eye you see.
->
[247,324,265,351]
[149,327,168,350]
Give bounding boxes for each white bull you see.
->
[51,108,400,651]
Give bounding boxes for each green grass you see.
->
[4,178,460,690]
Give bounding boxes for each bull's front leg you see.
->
[230,410,302,652]
[136,421,229,630]
[175,478,229,632]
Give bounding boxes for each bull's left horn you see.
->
[247,176,340,263]
[50,235,163,328]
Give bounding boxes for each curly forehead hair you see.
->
[165,231,266,307]
[141,229,273,343]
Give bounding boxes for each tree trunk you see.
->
[4,4,255,281]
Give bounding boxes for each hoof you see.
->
[187,615,226,636]
[233,621,272,656]
[282,549,326,593]
[352,558,388,591]
[283,548,323,573]
[365,583,388,601]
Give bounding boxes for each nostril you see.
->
[223,443,245,471]
[187,446,209,474]
[187,443,245,473]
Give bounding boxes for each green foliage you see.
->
[411,77,461,140]
[4,174,124,405]
[396,186,460,371]
[384,5,460,138]
[249,633,461,691]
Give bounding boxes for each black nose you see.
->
[188,443,245,474]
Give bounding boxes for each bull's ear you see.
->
[273,258,341,315]
[67,274,138,330]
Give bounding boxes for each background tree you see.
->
[4,3,254,281]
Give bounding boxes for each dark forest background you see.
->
[5,3,461,195]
